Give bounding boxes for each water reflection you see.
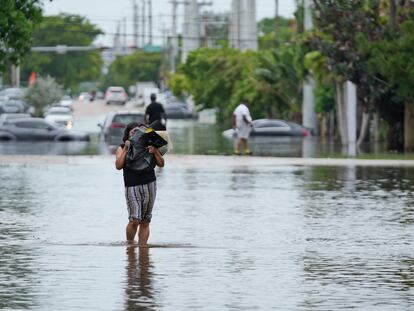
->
[0,167,39,310]
[298,165,414,309]
[124,246,155,311]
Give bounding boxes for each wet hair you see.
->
[122,122,140,143]
[150,93,156,101]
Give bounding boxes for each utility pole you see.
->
[302,0,317,135]
[123,17,127,50]
[275,0,279,34]
[141,0,146,47]
[148,0,153,45]
[171,0,178,72]
[133,0,139,48]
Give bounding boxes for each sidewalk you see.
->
[2,154,414,167]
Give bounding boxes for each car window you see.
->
[113,114,144,125]
[255,120,287,128]
[14,120,52,129]
[48,110,71,115]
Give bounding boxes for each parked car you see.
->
[58,95,74,110]
[0,118,89,141]
[0,113,32,125]
[44,106,73,129]
[164,102,193,119]
[222,119,311,137]
[105,86,128,105]
[78,92,91,101]
[0,100,27,113]
[0,88,24,100]
[98,111,145,145]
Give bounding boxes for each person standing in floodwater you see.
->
[145,93,166,130]
[233,100,253,155]
[115,122,165,245]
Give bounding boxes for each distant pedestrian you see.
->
[232,100,253,155]
[145,94,166,130]
[115,122,165,245]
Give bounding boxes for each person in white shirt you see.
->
[232,100,253,155]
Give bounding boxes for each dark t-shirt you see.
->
[120,144,156,187]
[145,102,166,130]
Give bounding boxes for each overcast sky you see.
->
[41,0,297,46]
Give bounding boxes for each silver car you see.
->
[0,118,89,141]
[105,86,128,105]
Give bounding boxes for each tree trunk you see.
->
[335,81,347,145]
[329,110,335,138]
[404,100,414,152]
[357,108,370,147]
[372,109,380,142]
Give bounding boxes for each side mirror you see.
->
[97,123,103,128]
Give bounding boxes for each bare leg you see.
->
[126,220,139,241]
[235,139,242,154]
[138,220,150,246]
[241,139,251,154]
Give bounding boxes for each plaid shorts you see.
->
[125,181,157,222]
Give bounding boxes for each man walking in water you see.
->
[145,93,166,130]
[232,99,253,155]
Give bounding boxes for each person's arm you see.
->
[243,115,252,125]
[232,114,236,129]
[148,146,165,167]
[115,141,130,170]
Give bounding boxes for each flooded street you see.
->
[1,156,413,310]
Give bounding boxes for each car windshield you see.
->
[48,110,71,115]
[113,114,144,125]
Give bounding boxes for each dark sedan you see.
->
[0,118,90,141]
[223,119,311,137]
[98,111,145,145]
[164,102,193,119]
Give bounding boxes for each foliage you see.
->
[171,42,304,124]
[367,20,414,99]
[304,0,388,110]
[170,14,306,125]
[24,75,63,116]
[103,51,162,92]
[0,0,43,70]
[21,14,103,92]
[254,43,304,119]
[258,17,296,50]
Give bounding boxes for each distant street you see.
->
[71,99,144,134]
[72,99,144,117]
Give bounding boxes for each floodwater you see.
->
[1,157,413,310]
[0,118,351,157]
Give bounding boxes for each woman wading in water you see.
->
[115,122,165,245]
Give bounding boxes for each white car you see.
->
[105,86,128,105]
[59,95,73,110]
[44,107,73,129]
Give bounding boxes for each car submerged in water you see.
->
[222,119,311,138]
[0,118,89,141]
